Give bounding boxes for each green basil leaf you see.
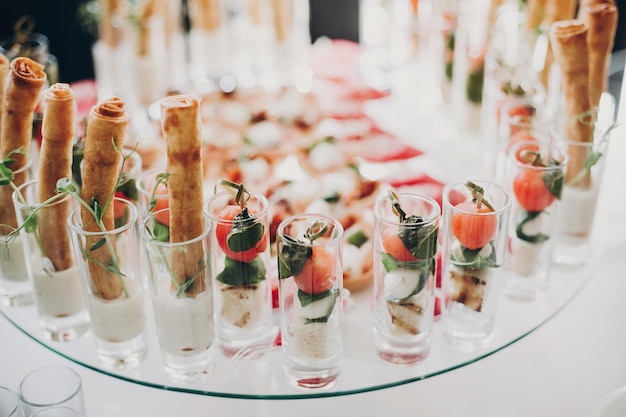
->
[301,288,339,323]
[152,223,169,242]
[516,210,550,244]
[278,237,312,279]
[381,252,432,273]
[398,215,439,260]
[346,229,368,248]
[216,256,266,286]
[451,242,499,269]
[543,164,564,199]
[227,221,264,252]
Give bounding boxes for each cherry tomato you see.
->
[513,169,554,212]
[216,205,268,263]
[151,184,170,227]
[381,228,417,262]
[113,192,127,219]
[451,201,497,250]
[294,246,337,294]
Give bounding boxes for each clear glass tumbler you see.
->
[68,198,148,369]
[276,213,344,389]
[440,180,511,350]
[372,190,439,365]
[141,207,214,381]
[205,189,274,356]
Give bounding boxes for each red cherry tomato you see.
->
[513,169,554,212]
[113,192,127,219]
[151,184,170,227]
[293,246,337,294]
[381,228,417,262]
[451,201,497,250]
[216,205,268,263]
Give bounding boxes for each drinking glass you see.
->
[19,366,85,417]
[205,189,274,356]
[440,180,511,350]
[503,140,567,300]
[552,93,616,266]
[0,386,20,417]
[372,191,439,364]
[29,407,83,417]
[68,198,148,369]
[141,207,214,381]
[12,180,90,341]
[276,213,344,389]
[0,161,34,306]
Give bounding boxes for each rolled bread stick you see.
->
[0,53,9,132]
[580,3,619,108]
[525,0,547,34]
[549,20,594,187]
[539,0,578,88]
[0,57,47,234]
[271,0,291,41]
[160,94,207,297]
[81,97,129,300]
[37,83,76,271]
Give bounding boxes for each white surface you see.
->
[1,59,625,417]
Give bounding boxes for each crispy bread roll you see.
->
[136,0,161,57]
[0,53,9,129]
[160,94,206,296]
[0,57,47,234]
[99,0,127,48]
[539,0,578,87]
[37,83,77,271]
[549,20,594,187]
[190,0,221,31]
[580,3,618,108]
[271,0,291,41]
[81,97,129,299]
[525,0,547,34]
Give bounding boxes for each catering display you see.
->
[0,0,620,400]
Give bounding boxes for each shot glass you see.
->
[141,207,214,381]
[12,180,90,341]
[0,386,20,417]
[276,213,344,389]
[205,189,274,356]
[18,365,85,417]
[440,180,511,350]
[554,113,613,266]
[502,140,568,300]
[372,190,439,365]
[68,198,148,369]
[136,167,168,220]
[0,160,34,306]
[493,97,544,184]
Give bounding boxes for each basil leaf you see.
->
[116,178,139,201]
[298,287,336,307]
[216,256,266,286]
[227,221,264,252]
[543,163,564,199]
[346,230,368,248]
[451,242,499,269]
[516,210,550,244]
[278,237,312,279]
[381,252,433,273]
[300,288,339,324]
[398,215,438,260]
